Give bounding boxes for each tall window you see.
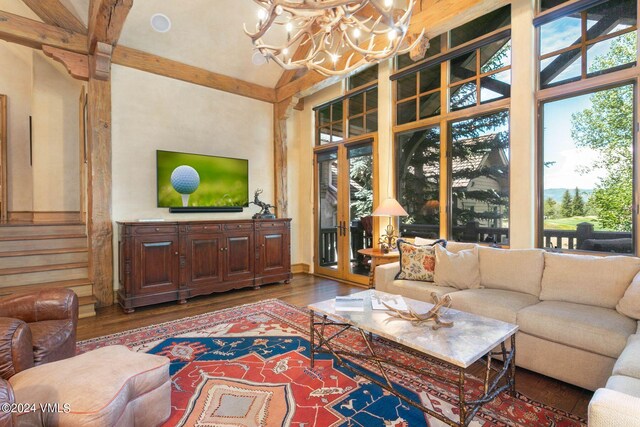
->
[396,127,441,238]
[393,7,511,244]
[537,0,638,254]
[451,111,510,244]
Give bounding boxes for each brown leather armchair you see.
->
[0,289,78,380]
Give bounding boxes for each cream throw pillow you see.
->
[434,245,481,289]
[617,270,640,319]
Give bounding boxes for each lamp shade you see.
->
[372,198,409,217]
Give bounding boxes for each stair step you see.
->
[0,237,88,252]
[0,233,86,242]
[0,262,87,276]
[0,252,88,270]
[0,267,88,287]
[0,247,88,258]
[78,295,96,319]
[0,279,92,296]
[0,225,86,238]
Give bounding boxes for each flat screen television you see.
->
[157,150,249,212]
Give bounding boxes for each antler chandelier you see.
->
[245,0,425,76]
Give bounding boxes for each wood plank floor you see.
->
[78,273,593,419]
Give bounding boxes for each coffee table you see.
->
[308,290,518,427]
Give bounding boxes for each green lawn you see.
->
[544,216,604,230]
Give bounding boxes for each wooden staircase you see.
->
[0,223,96,318]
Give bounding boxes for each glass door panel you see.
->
[347,143,374,277]
[316,150,340,273]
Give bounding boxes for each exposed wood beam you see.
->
[86,76,114,307]
[0,10,87,53]
[88,0,132,51]
[112,46,278,103]
[276,0,510,101]
[274,98,298,218]
[43,45,89,80]
[21,0,87,34]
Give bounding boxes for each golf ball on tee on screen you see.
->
[170,165,200,194]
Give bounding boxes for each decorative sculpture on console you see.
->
[251,189,276,219]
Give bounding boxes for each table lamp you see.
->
[372,198,409,252]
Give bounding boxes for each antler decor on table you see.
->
[382,292,453,330]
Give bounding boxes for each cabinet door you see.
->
[133,235,180,295]
[184,233,223,289]
[256,229,290,276]
[223,232,254,282]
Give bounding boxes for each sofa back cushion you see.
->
[415,237,476,253]
[434,245,481,289]
[617,271,640,319]
[540,252,640,309]
[477,247,545,296]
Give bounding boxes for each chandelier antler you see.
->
[244,0,426,76]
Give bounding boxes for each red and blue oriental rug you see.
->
[78,300,586,426]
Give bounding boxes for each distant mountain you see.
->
[544,188,593,203]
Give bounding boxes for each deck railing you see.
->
[320,221,633,264]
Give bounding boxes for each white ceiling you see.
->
[5,0,286,88]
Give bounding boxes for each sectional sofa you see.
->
[374,240,640,426]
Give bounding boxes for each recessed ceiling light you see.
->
[150,13,171,33]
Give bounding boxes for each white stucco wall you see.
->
[110,64,274,288]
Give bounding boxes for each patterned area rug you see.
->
[78,300,586,426]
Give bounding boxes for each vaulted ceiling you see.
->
[1,0,285,88]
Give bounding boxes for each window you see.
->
[396,35,442,70]
[396,127,441,238]
[541,85,634,253]
[348,87,378,137]
[538,0,637,88]
[348,64,378,90]
[392,6,511,126]
[449,37,511,111]
[396,64,441,125]
[316,101,344,145]
[393,7,512,243]
[450,111,510,244]
[450,5,511,48]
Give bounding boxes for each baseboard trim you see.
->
[291,263,310,274]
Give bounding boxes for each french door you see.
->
[314,138,377,285]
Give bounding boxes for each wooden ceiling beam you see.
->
[0,10,88,53]
[21,0,87,34]
[43,45,89,80]
[88,0,133,52]
[276,0,510,101]
[112,46,277,103]
[0,9,276,103]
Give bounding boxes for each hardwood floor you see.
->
[78,273,593,419]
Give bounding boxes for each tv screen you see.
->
[157,150,249,208]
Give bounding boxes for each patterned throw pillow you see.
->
[395,239,447,282]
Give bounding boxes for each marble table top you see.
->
[309,290,518,368]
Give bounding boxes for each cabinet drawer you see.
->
[256,221,286,229]
[131,225,178,235]
[224,223,253,231]
[187,224,222,233]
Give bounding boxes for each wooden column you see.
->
[87,77,113,306]
[274,99,297,218]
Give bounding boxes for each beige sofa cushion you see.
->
[606,375,640,399]
[613,334,640,378]
[380,279,458,303]
[477,247,544,296]
[434,245,481,289]
[414,237,477,253]
[446,289,539,324]
[517,301,636,358]
[540,252,640,309]
[589,388,640,427]
[618,271,640,319]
